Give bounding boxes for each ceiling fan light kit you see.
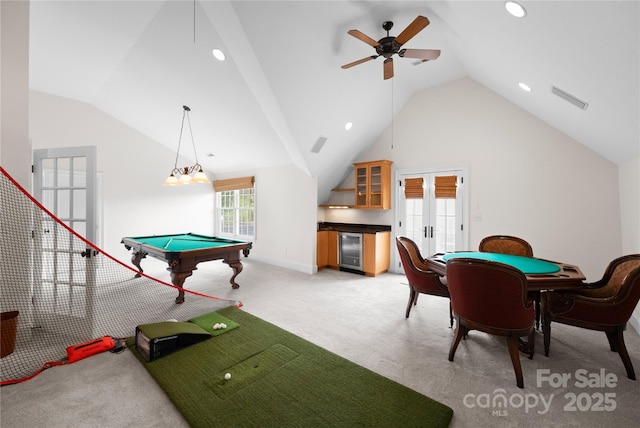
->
[341,15,441,80]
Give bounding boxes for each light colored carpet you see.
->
[1,258,639,427]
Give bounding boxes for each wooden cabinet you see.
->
[316,229,389,276]
[317,230,339,270]
[316,230,328,268]
[363,232,390,276]
[327,231,339,269]
[354,160,392,209]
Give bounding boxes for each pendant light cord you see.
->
[173,106,199,170]
[173,109,187,170]
[391,79,394,150]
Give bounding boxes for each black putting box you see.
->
[135,321,211,361]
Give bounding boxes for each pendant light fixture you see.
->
[163,105,211,186]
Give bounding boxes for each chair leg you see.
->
[448,318,464,362]
[605,330,617,352]
[606,327,636,380]
[449,301,453,328]
[507,335,525,389]
[405,287,418,318]
[527,329,535,360]
[541,296,552,357]
[534,291,541,330]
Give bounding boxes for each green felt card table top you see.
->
[442,252,561,274]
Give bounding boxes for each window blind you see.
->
[213,176,255,192]
[434,175,457,199]
[404,177,424,199]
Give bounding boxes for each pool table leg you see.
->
[225,260,243,289]
[170,270,193,304]
[131,251,146,278]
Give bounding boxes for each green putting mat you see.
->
[129,307,453,427]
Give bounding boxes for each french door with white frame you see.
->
[32,146,98,336]
[394,168,468,272]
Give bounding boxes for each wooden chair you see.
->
[447,258,536,389]
[396,237,452,326]
[542,254,640,380]
[479,235,533,257]
[478,235,541,329]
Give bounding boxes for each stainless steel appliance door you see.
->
[339,233,362,270]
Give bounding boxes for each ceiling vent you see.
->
[311,136,328,153]
[551,86,589,110]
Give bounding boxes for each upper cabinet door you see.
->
[353,160,392,209]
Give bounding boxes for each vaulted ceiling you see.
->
[28,1,639,199]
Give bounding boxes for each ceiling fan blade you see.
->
[383,58,394,80]
[347,29,380,47]
[341,55,378,69]
[395,15,430,46]
[399,48,441,61]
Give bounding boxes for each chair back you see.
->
[479,235,533,257]
[571,255,640,324]
[396,237,448,297]
[582,255,640,299]
[446,258,534,330]
[396,236,426,265]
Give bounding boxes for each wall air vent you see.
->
[551,86,589,110]
[311,136,328,154]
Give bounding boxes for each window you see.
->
[214,177,255,239]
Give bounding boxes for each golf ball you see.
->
[220,323,227,329]
[224,373,231,380]
[213,323,220,330]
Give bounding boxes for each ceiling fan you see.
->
[341,15,441,80]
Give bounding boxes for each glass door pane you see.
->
[356,167,367,206]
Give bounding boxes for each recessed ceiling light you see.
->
[518,82,532,92]
[212,49,226,61]
[505,1,527,18]
[345,122,353,131]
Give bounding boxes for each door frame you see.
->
[391,165,469,273]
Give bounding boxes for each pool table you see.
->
[121,233,252,303]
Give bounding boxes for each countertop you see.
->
[317,222,392,234]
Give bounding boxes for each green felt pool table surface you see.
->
[126,233,246,252]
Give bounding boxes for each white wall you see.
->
[0,0,32,344]
[0,0,31,187]
[619,156,640,330]
[18,80,640,325]
[216,164,318,274]
[28,91,318,274]
[29,91,215,261]
[619,156,640,255]
[324,78,623,283]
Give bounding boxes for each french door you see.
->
[395,168,467,270]
[32,146,98,336]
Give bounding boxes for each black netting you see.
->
[0,168,240,384]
